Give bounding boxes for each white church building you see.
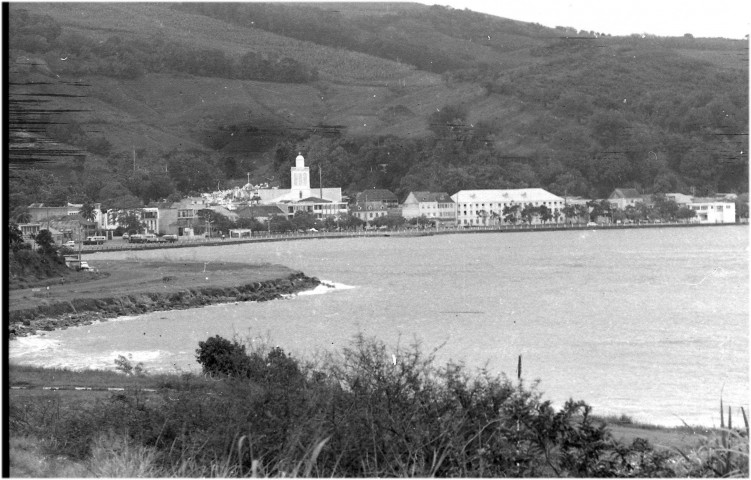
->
[245,153,348,220]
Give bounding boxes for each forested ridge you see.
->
[7,2,748,219]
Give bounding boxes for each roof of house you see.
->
[297,196,332,203]
[666,193,693,202]
[209,205,237,220]
[407,191,454,203]
[355,189,398,203]
[150,201,176,209]
[692,197,735,204]
[451,188,564,203]
[235,205,286,217]
[609,188,642,199]
[170,197,209,209]
[44,216,90,231]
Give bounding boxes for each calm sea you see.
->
[10,226,749,427]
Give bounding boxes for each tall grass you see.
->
[670,402,749,477]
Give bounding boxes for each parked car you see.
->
[78,261,91,271]
[145,234,166,243]
[83,235,106,245]
[63,240,76,248]
[586,222,598,227]
[122,233,130,240]
[163,234,178,243]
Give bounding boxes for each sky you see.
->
[419,0,750,39]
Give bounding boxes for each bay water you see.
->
[10,226,748,427]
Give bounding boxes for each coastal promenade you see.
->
[76,221,743,253]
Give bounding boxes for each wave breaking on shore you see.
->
[297,280,356,296]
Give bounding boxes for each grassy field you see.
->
[8,259,298,313]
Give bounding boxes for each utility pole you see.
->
[319,164,323,200]
[133,149,136,172]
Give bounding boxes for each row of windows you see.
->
[459,208,561,217]
[691,205,730,211]
[459,201,563,209]
[418,212,456,217]
[419,203,453,209]
[460,218,561,225]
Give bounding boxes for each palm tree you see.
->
[520,204,538,224]
[79,203,97,222]
[476,209,489,226]
[538,205,553,224]
[503,204,520,224]
[489,210,501,226]
[11,206,31,224]
[79,202,97,237]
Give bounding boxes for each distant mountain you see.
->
[7,2,748,213]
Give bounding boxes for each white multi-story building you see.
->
[401,191,456,225]
[451,188,565,226]
[690,199,736,223]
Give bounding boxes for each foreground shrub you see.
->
[9,334,747,477]
[196,335,304,386]
[195,335,251,377]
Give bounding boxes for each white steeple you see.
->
[291,152,310,194]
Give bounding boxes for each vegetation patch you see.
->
[8,334,749,477]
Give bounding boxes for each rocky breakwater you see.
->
[8,272,321,339]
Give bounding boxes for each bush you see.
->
[114,354,146,376]
[195,335,251,377]
[196,335,304,385]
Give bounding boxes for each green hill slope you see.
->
[7,2,748,211]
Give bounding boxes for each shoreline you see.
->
[8,260,322,340]
[71,221,745,253]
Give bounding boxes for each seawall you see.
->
[8,273,321,340]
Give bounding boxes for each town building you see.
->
[235,204,287,223]
[608,188,645,210]
[227,153,348,221]
[666,192,693,207]
[351,189,401,224]
[280,196,348,220]
[154,197,209,236]
[451,189,565,226]
[18,223,42,239]
[401,191,456,226]
[23,207,101,243]
[690,198,736,223]
[241,154,344,206]
[27,202,105,229]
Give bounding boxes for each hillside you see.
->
[7,2,748,213]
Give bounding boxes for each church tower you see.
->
[291,153,310,198]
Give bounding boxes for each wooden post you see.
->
[517,354,522,380]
